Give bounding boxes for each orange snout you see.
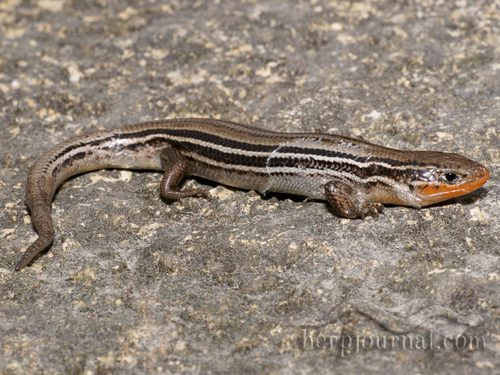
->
[418,164,490,206]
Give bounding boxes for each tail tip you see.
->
[14,257,28,271]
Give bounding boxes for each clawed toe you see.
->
[361,203,384,219]
[194,190,212,200]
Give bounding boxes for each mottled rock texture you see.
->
[0,1,498,374]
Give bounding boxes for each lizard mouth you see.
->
[416,164,490,206]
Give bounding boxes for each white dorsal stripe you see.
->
[49,132,424,178]
[187,150,403,190]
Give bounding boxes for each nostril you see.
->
[472,164,490,184]
[476,164,490,178]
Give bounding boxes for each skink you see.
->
[15,118,490,270]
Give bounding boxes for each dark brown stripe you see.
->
[277,146,414,167]
[48,125,422,184]
[50,128,277,164]
[51,131,417,182]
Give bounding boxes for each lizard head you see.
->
[405,151,490,207]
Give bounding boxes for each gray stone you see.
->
[0,1,498,374]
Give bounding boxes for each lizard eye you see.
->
[441,172,459,184]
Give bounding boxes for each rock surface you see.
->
[0,1,498,374]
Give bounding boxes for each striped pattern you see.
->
[43,119,426,195]
[16,118,487,271]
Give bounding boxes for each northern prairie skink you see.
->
[15,118,490,270]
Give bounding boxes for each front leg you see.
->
[159,146,211,201]
[324,179,383,219]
